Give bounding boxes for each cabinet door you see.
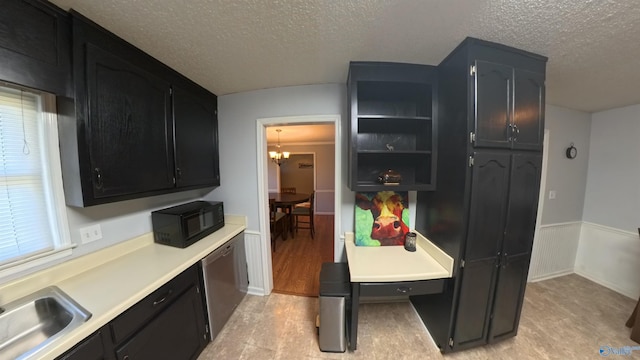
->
[488,153,541,342]
[488,253,530,342]
[513,70,545,150]
[465,152,510,261]
[473,61,512,148]
[452,151,510,350]
[173,83,220,188]
[56,326,113,360]
[0,0,70,95]
[86,44,174,199]
[115,285,208,360]
[503,153,542,257]
[451,259,497,350]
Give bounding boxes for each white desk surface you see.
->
[344,231,454,282]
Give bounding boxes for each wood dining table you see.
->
[269,192,310,237]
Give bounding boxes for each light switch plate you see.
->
[548,190,557,200]
[79,224,102,244]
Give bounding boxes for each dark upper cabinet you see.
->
[0,0,71,96]
[471,45,546,151]
[348,62,437,191]
[512,69,545,150]
[172,81,220,188]
[58,11,219,207]
[473,61,511,148]
[85,43,174,199]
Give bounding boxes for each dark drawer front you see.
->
[110,265,198,344]
[359,279,444,297]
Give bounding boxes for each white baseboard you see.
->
[528,269,574,283]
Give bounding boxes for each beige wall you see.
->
[280,154,314,194]
[267,142,335,214]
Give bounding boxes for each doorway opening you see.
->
[257,116,340,297]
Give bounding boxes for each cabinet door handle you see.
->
[396,286,412,294]
[94,168,103,190]
[176,168,182,180]
[153,289,173,306]
[513,124,520,141]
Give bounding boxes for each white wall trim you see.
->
[538,221,583,228]
[257,114,341,294]
[575,222,640,299]
[528,221,581,282]
[581,221,639,237]
[243,230,266,295]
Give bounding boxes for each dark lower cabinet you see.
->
[56,264,208,360]
[489,253,530,342]
[115,285,207,360]
[57,326,114,360]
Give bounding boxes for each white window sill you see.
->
[0,245,76,280]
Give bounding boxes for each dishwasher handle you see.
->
[202,241,236,266]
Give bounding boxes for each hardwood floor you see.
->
[198,274,639,359]
[271,215,334,297]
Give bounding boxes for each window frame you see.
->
[0,83,72,279]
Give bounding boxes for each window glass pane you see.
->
[0,86,54,265]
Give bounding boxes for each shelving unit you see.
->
[348,62,437,191]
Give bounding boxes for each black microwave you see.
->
[152,201,224,248]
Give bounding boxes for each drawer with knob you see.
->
[359,279,444,297]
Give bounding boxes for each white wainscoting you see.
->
[575,222,640,299]
[244,230,267,295]
[529,222,582,282]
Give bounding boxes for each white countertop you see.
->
[344,231,454,282]
[0,215,246,360]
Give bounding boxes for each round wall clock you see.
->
[566,143,577,159]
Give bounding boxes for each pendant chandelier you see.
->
[269,129,290,166]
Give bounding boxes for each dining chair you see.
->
[270,199,287,251]
[291,191,314,239]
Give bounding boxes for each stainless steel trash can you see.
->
[318,262,350,353]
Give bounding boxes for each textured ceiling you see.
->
[49,0,640,113]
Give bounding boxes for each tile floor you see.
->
[197,274,638,359]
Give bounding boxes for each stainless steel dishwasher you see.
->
[201,231,248,340]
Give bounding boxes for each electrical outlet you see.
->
[79,224,102,244]
[548,190,557,200]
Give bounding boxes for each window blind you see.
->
[0,86,54,265]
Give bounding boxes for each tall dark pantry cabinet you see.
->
[412,38,547,353]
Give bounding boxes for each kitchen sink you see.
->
[0,286,92,360]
